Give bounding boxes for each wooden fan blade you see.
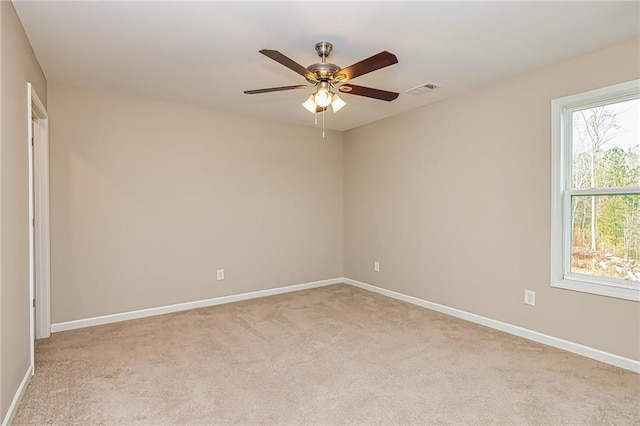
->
[333,51,398,82]
[244,85,310,95]
[338,84,399,101]
[259,49,318,82]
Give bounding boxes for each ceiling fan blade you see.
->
[333,51,398,82]
[338,84,399,101]
[244,85,311,95]
[259,49,318,82]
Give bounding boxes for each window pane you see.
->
[571,99,640,189]
[571,194,640,281]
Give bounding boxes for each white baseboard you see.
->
[51,278,342,333]
[50,276,639,373]
[2,365,33,426]
[344,278,640,373]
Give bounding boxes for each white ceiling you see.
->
[13,1,640,131]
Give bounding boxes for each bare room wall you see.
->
[48,83,344,323]
[344,38,640,361]
[1,0,47,419]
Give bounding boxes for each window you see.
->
[551,80,640,301]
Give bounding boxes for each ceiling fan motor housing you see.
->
[306,62,341,83]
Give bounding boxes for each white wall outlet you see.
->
[217,269,224,281]
[524,289,535,306]
[374,261,380,272]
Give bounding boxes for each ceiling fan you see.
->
[244,42,399,114]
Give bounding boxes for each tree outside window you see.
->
[570,99,640,282]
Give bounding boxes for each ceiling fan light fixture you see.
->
[302,95,317,113]
[331,93,346,112]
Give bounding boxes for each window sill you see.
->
[552,275,639,302]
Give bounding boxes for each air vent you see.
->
[406,82,441,95]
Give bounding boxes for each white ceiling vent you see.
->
[406,82,441,95]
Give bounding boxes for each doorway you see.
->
[27,83,51,373]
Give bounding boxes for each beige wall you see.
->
[344,38,640,361]
[0,0,47,419]
[48,83,344,323]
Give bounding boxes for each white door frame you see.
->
[27,83,51,373]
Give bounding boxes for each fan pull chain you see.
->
[322,109,325,139]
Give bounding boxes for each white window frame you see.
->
[551,79,640,302]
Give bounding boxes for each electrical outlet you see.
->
[524,289,535,306]
[374,261,380,272]
[217,269,224,281]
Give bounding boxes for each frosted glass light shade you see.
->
[302,95,317,113]
[331,94,346,112]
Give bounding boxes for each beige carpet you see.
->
[13,284,640,425]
